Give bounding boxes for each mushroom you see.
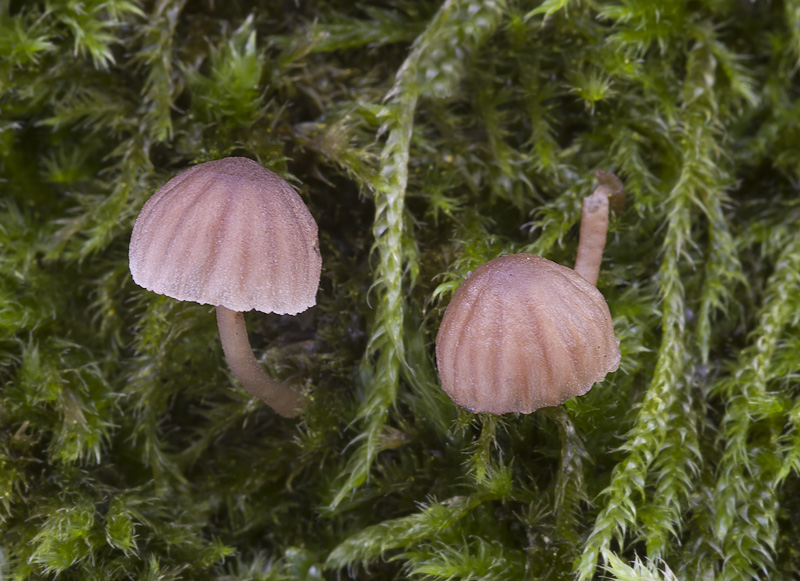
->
[129,157,321,418]
[435,172,622,414]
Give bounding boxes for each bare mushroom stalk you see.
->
[216,306,302,419]
[574,169,624,286]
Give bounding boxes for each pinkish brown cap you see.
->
[129,157,321,315]
[435,253,620,414]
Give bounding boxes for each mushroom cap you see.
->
[129,157,321,315]
[435,253,620,414]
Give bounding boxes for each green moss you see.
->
[2,0,800,579]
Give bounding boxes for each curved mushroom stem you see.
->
[574,170,624,286]
[215,305,302,418]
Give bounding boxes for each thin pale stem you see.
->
[574,170,624,286]
[574,187,610,286]
[215,305,302,418]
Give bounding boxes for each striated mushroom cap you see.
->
[129,157,321,315]
[435,253,620,414]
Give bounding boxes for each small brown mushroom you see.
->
[129,157,321,418]
[435,254,620,414]
[435,173,622,414]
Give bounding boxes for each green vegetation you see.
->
[1,0,799,579]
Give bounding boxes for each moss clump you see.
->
[1,0,800,579]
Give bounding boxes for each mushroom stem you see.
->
[574,170,624,286]
[215,305,302,418]
[573,186,610,286]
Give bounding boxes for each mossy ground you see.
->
[1,0,800,579]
